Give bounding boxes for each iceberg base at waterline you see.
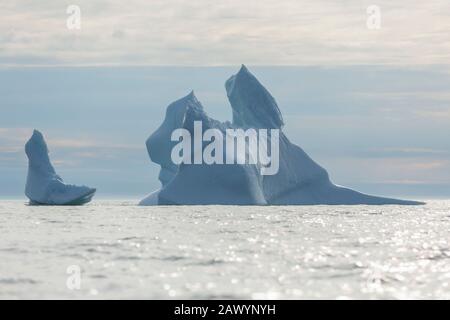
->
[27,189,96,206]
[24,130,96,206]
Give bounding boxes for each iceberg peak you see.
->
[32,129,43,137]
[226,66,284,129]
[28,129,47,151]
[238,64,249,74]
[25,129,53,171]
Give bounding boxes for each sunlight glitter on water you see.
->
[0,200,449,299]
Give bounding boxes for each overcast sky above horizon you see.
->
[1,0,449,67]
[1,1,449,199]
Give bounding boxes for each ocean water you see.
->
[0,200,449,300]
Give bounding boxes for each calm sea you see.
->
[1,200,449,299]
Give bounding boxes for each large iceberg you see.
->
[140,66,423,205]
[25,130,96,205]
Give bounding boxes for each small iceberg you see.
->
[25,130,96,205]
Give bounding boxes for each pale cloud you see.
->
[377,179,440,185]
[48,138,140,150]
[1,0,450,66]
[323,157,450,185]
[352,91,450,103]
[47,138,101,149]
[0,127,33,140]
[0,127,140,150]
[0,126,145,178]
[368,147,450,157]
[414,109,450,120]
[406,160,447,170]
[0,146,22,153]
[51,159,80,167]
[0,128,32,154]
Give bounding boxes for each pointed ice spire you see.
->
[25,129,56,175]
[225,65,284,129]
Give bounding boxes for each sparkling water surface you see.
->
[0,200,449,299]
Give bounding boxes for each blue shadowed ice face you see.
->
[24,130,54,173]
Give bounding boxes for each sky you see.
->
[1,0,449,66]
[1,1,450,199]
